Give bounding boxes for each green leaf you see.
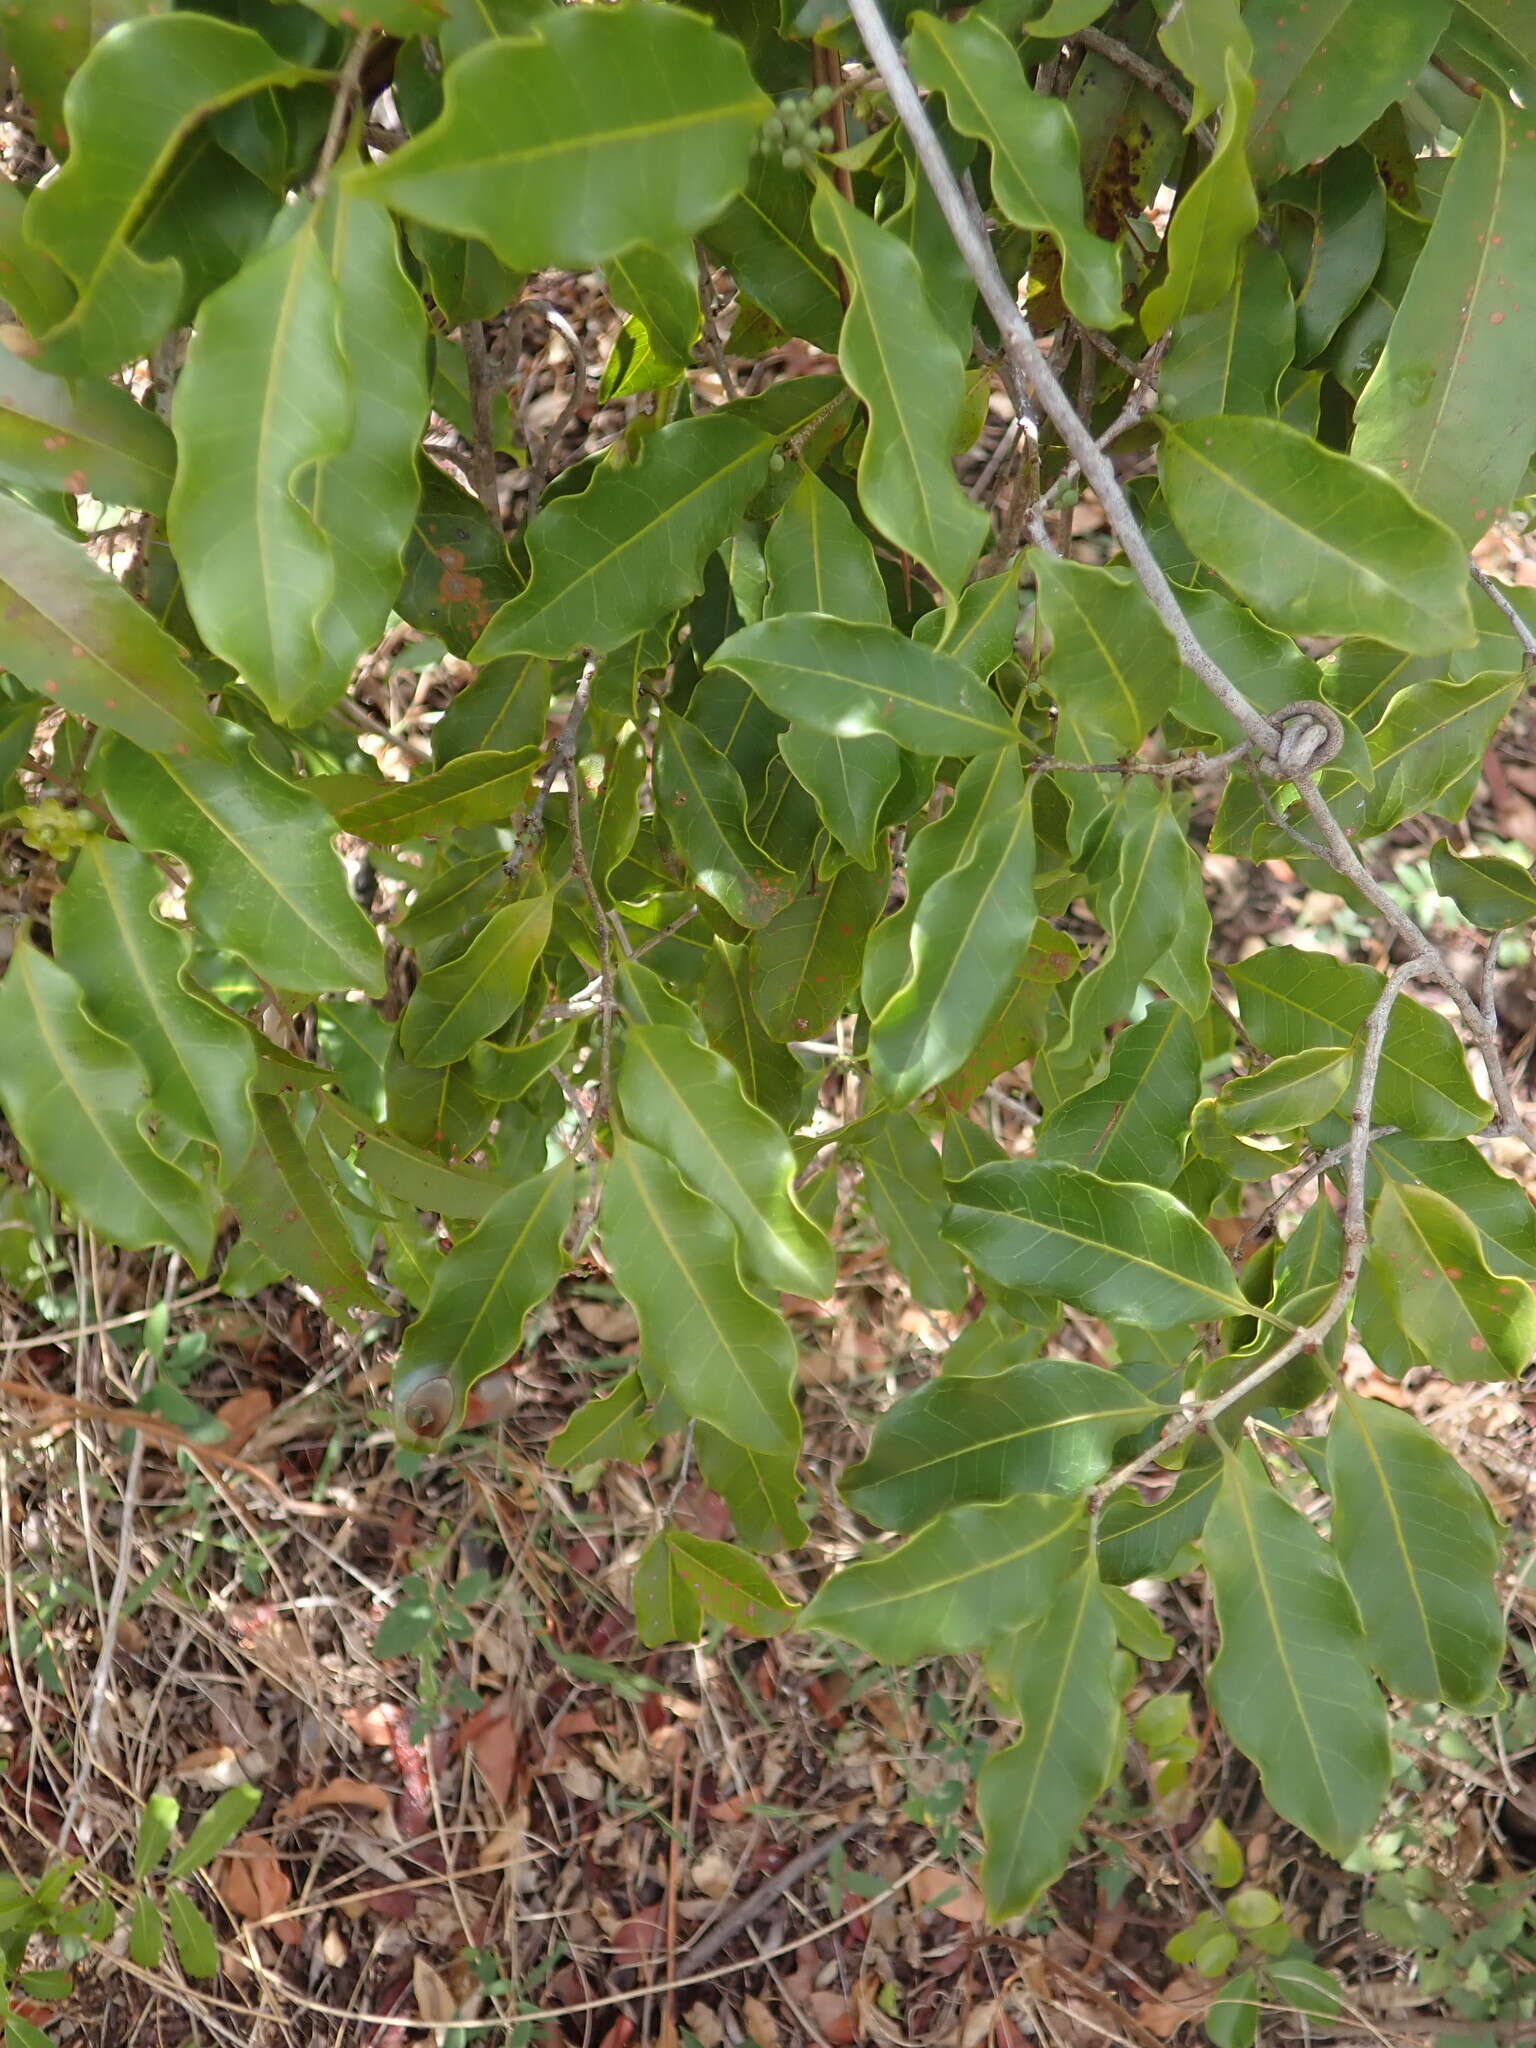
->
[858,1110,970,1315]
[164,1889,219,1980]
[1327,1392,1503,1707]
[1369,1130,1536,1279]
[393,1160,576,1438]
[0,939,215,1268]
[95,731,386,998]
[845,1360,1163,1529]
[865,750,1036,1105]
[749,858,891,1040]
[908,12,1123,331]
[1141,55,1258,341]
[809,180,988,598]
[548,1371,655,1470]
[1154,0,1252,123]
[1328,196,1427,401]
[353,1,764,269]
[694,1424,808,1553]
[936,922,1080,1111]
[1160,233,1294,424]
[1277,147,1387,367]
[764,467,887,623]
[436,655,552,766]
[0,347,175,510]
[600,1134,801,1457]
[1102,1582,1174,1660]
[980,1565,1123,1919]
[699,938,805,1130]
[1355,671,1524,836]
[617,1023,833,1299]
[1159,417,1475,653]
[1247,0,1452,184]
[1227,947,1487,1140]
[666,1532,798,1636]
[1097,1444,1221,1583]
[1428,840,1536,930]
[399,893,552,1068]
[802,1493,1087,1662]
[712,613,1016,757]
[315,1095,515,1222]
[945,1161,1248,1327]
[1034,554,1183,784]
[19,13,312,376]
[0,493,218,760]
[399,458,520,655]
[607,240,700,370]
[127,1894,165,1972]
[331,749,541,843]
[704,156,844,354]
[1366,1176,1536,1379]
[473,414,772,661]
[1203,1446,1390,1857]
[653,710,796,929]
[168,1780,260,1878]
[1215,1047,1352,1136]
[53,838,256,1175]
[1036,1003,1201,1186]
[225,1094,382,1319]
[132,1791,180,1881]
[634,1531,703,1647]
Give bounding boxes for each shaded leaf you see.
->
[548,1371,656,1470]
[1356,671,1523,836]
[1036,1002,1201,1186]
[1366,1176,1536,1379]
[400,894,553,1068]
[654,710,795,928]
[1160,233,1294,423]
[634,1532,702,1647]
[331,748,541,843]
[666,1532,798,1636]
[749,859,891,1041]
[1428,840,1536,931]
[858,1110,970,1315]
[1097,1446,1222,1583]
[704,155,844,353]
[225,1095,381,1319]
[695,1424,808,1553]
[1141,55,1257,340]
[0,346,175,510]
[316,1095,516,1222]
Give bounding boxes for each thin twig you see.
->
[460,320,502,526]
[676,1820,861,1974]
[311,29,372,190]
[1028,743,1248,779]
[1074,25,1204,137]
[1231,1126,1396,1258]
[1472,562,1536,669]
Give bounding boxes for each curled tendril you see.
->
[1255,700,1345,781]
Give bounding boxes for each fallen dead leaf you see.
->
[908,1864,985,1924]
[461,1692,519,1806]
[213,1386,272,1453]
[277,1776,392,1823]
[611,1902,666,1971]
[741,1992,781,2048]
[571,1298,639,1344]
[172,1744,256,1790]
[216,1834,301,1946]
[344,1703,398,1747]
[807,1989,856,2045]
[1137,1975,1215,2039]
[414,1954,458,2027]
[689,1846,736,1901]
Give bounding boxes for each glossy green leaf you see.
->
[634,1531,703,1647]
[704,156,844,353]
[53,838,256,1175]
[1159,417,1475,653]
[392,1160,576,1437]
[1328,197,1427,401]
[865,750,1036,1105]
[168,1781,260,1878]
[95,731,386,999]
[695,1424,808,1554]
[1216,1047,1352,1136]
[354,2,764,269]
[1154,0,1251,124]
[666,1532,798,1636]
[1141,55,1257,341]
[617,1023,832,1299]
[809,180,988,598]
[749,858,891,1041]
[19,13,312,376]
[1356,671,1524,835]
[1227,947,1487,1140]
[225,1094,381,1319]
[400,893,552,1068]
[1035,1003,1201,1186]
[980,1565,1123,1919]
[909,11,1123,331]
[399,458,520,655]
[764,468,887,624]
[1327,1392,1503,1707]
[858,1111,970,1315]
[1160,238,1294,423]
[332,748,541,843]
[916,567,1022,681]
[654,710,795,929]
[711,613,1016,757]
[435,655,552,766]
[1276,147,1386,365]
[548,1371,655,1470]
[1098,1446,1222,1583]
[606,240,699,370]
[946,1161,1248,1326]
[1203,1446,1390,1857]
[316,1095,515,1223]
[699,938,804,1130]
[1428,841,1536,930]
[803,1493,1087,1662]
[846,1360,1162,1529]
[0,493,217,760]
[473,414,772,661]
[0,939,215,1268]
[1366,1176,1536,1379]
[1247,0,1452,184]
[937,922,1080,1111]
[0,347,175,510]
[600,1134,800,1457]
[778,725,901,871]
[133,1792,179,1881]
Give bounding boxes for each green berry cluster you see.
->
[18,798,98,859]
[754,84,838,170]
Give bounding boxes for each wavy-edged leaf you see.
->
[617,1023,833,1299]
[1366,1176,1536,1380]
[53,838,255,1175]
[0,938,215,1267]
[1228,946,1486,1140]
[945,1161,1248,1326]
[1215,1047,1351,1136]
[392,1159,576,1437]
[909,11,1122,331]
[1097,1443,1222,1583]
[699,937,804,1130]
[1036,1002,1201,1186]
[21,14,312,376]
[473,413,772,661]
[1204,1446,1389,1857]
[1356,671,1524,836]
[0,347,175,510]
[634,1531,702,1647]
[399,458,520,654]
[1428,841,1536,931]
[858,1110,970,1316]
[548,1371,655,1470]
[400,893,552,1068]
[1141,54,1257,340]
[980,1565,1123,1919]
[1327,1392,1503,1707]
[332,748,541,843]
[1161,237,1294,424]
[653,710,795,929]
[846,1360,1162,1529]
[1160,416,1474,653]
[704,155,844,353]
[666,1532,798,1637]
[435,654,552,766]
[225,1094,380,1318]
[764,467,887,624]
[0,493,218,758]
[809,180,987,598]
[712,613,1015,757]
[315,1095,515,1223]
[1246,0,1452,185]
[802,1493,1087,1662]
[600,1133,800,1457]
[355,0,763,267]
[749,858,891,1041]
[695,1424,807,1553]
[95,730,386,998]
